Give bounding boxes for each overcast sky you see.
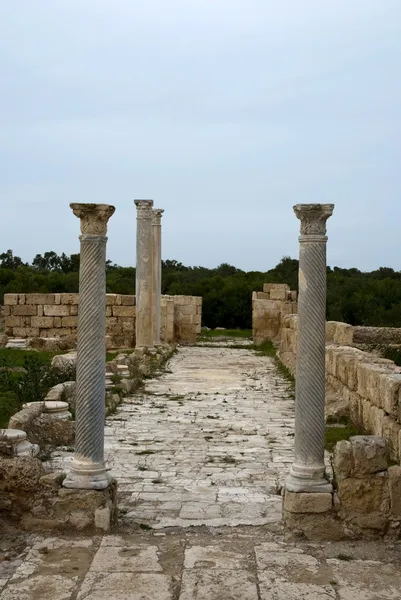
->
[1,1,400,271]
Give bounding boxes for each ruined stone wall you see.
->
[252,284,297,345]
[4,293,202,348]
[279,313,401,462]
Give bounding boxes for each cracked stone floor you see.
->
[1,342,401,599]
[50,343,295,528]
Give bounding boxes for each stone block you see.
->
[13,327,39,338]
[112,306,136,317]
[369,405,385,437]
[40,328,72,338]
[256,292,270,300]
[70,305,78,316]
[350,435,388,475]
[43,305,70,317]
[54,317,62,327]
[4,294,19,305]
[388,465,401,517]
[121,295,136,306]
[381,417,400,461]
[61,316,78,328]
[18,294,26,305]
[13,305,37,316]
[333,440,352,479]
[5,316,21,328]
[263,283,289,292]
[54,293,61,305]
[106,294,117,306]
[194,297,202,306]
[270,289,287,300]
[37,305,44,317]
[31,317,54,329]
[60,293,79,305]
[26,293,55,305]
[337,475,389,514]
[379,373,401,417]
[284,491,332,513]
[289,290,297,301]
[177,305,197,316]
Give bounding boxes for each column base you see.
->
[286,462,332,493]
[63,459,112,490]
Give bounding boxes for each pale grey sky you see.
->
[1,1,400,271]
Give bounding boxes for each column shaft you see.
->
[286,203,334,493]
[63,203,115,490]
[134,200,154,348]
[152,209,164,345]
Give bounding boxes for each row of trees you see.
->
[1,250,401,329]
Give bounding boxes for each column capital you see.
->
[152,208,164,225]
[70,203,115,235]
[293,204,334,236]
[134,199,154,219]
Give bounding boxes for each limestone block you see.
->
[121,295,136,306]
[122,320,135,332]
[31,317,54,329]
[196,324,201,334]
[379,373,401,417]
[194,297,202,306]
[62,316,78,328]
[54,293,61,305]
[388,465,401,516]
[177,305,197,316]
[106,294,117,306]
[263,283,289,292]
[5,316,21,328]
[60,293,79,305]
[115,295,122,305]
[18,294,26,305]
[70,305,78,316]
[256,292,270,300]
[194,314,202,325]
[40,328,72,338]
[13,305,37,316]
[4,294,19,305]
[54,317,62,327]
[350,435,388,476]
[289,290,297,301]
[333,440,352,479]
[13,327,39,338]
[43,305,70,317]
[270,289,287,300]
[37,305,44,317]
[369,405,385,437]
[51,353,77,370]
[357,363,387,405]
[284,491,332,513]
[112,306,136,317]
[26,293,55,305]
[381,416,400,461]
[334,323,354,346]
[2,305,11,316]
[337,475,389,514]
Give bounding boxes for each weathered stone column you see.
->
[286,204,334,493]
[152,208,164,345]
[63,203,115,490]
[134,199,154,348]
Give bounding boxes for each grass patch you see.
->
[254,340,276,357]
[106,352,119,362]
[325,424,360,453]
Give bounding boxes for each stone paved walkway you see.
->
[50,344,295,527]
[1,528,400,599]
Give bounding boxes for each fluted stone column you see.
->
[134,199,154,348]
[152,209,164,345]
[63,203,115,490]
[286,204,334,493]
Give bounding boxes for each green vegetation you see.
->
[324,423,360,452]
[0,348,76,427]
[381,346,401,367]
[200,329,252,338]
[3,250,401,330]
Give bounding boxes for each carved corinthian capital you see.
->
[134,199,154,219]
[152,208,164,226]
[70,203,115,235]
[293,204,334,236]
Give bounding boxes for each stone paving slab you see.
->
[0,529,400,599]
[49,345,295,527]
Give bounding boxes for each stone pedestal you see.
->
[152,209,164,345]
[0,429,39,457]
[63,203,115,490]
[134,200,154,348]
[286,204,334,493]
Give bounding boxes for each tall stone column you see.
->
[63,203,115,490]
[286,204,334,493]
[134,199,154,348]
[152,209,164,345]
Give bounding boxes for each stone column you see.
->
[286,204,334,493]
[152,209,164,345]
[134,199,154,348]
[63,203,115,490]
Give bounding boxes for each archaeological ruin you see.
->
[0,202,400,598]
